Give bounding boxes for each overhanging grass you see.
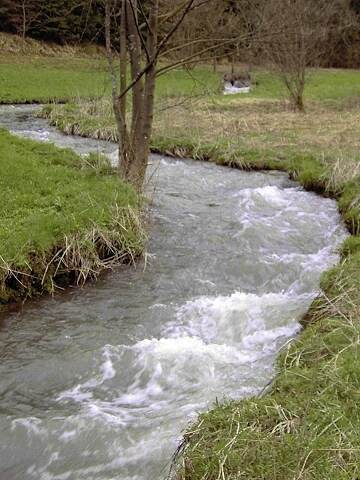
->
[0,129,145,304]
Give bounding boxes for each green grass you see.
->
[2,28,360,105]
[0,59,221,104]
[241,69,360,101]
[305,69,360,100]
[0,129,144,303]
[0,51,221,104]
[0,58,111,103]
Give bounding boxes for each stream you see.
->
[0,105,348,480]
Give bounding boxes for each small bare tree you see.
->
[104,0,249,190]
[104,0,206,190]
[257,0,350,111]
[12,0,42,40]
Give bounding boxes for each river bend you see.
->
[0,105,348,480]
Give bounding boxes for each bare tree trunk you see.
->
[126,0,146,189]
[21,0,27,40]
[105,0,215,191]
[213,56,217,72]
[128,0,159,190]
[118,0,130,179]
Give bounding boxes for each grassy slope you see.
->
[0,58,110,104]
[0,129,144,304]
[0,32,220,103]
[0,32,109,103]
[39,66,360,479]
[0,59,220,104]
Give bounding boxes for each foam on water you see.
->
[47,287,310,478]
[224,84,251,95]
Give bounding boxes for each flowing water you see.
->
[0,105,348,479]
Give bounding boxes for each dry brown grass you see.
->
[42,93,360,192]
[154,97,360,154]
[0,31,105,59]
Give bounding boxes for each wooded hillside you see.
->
[0,0,359,67]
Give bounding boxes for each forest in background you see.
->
[1,0,360,68]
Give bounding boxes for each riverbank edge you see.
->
[41,106,360,478]
[0,129,146,311]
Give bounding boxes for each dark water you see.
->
[0,105,348,480]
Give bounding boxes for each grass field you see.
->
[0,58,222,103]
[0,129,144,304]
[0,30,220,103]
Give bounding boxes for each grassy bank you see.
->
[0,129,144,306]
[38,67,360,478]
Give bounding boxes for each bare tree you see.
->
[104,0,259,190]
[165,0,257,73]
[256,0,350,111]
[11,0,42,40]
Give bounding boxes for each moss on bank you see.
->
[39,88,360,478]
[0,129,144,306]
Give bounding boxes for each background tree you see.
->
[253,0,351,111]
[0,0,41,39]
[0,0,105,44]
[327,0,360,68]
[1,0,359,69]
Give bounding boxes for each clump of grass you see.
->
[0,128,145,305]
[41,100,118,140]
[81,151,114,174]
[324,156,360,194]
